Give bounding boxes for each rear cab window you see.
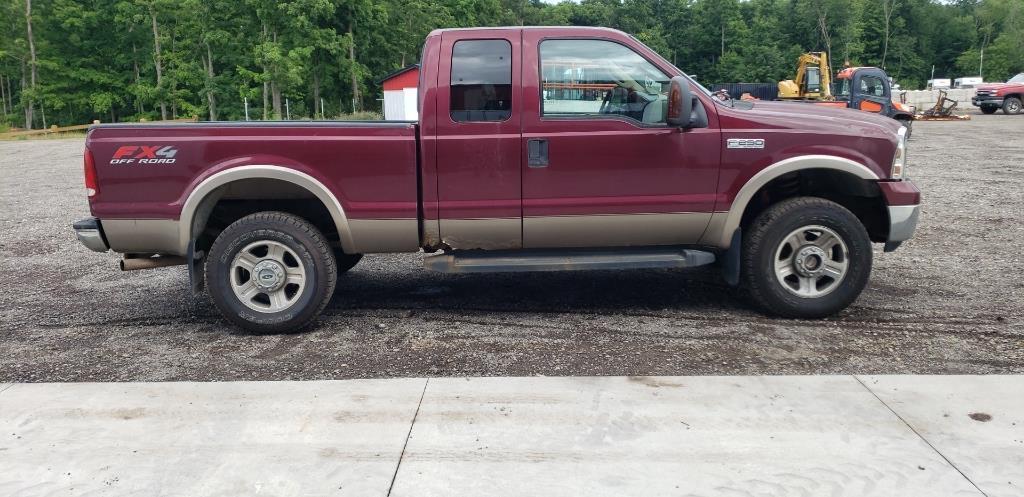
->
[450,39,512,122]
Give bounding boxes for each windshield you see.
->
[627,35,713,97]
[687,76,714,97]
[835,79,852,100]
[1009,73,1024,83]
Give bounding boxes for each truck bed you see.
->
[86,121,421,255]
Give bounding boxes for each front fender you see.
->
[698,155,880,249]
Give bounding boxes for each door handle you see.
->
[527,139,549,168]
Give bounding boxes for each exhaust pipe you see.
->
[120,255,187,271]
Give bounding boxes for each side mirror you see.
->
[666,76,694,127]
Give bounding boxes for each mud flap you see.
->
[187,240,205,294]
[722,228,741,286]
[883,241,903,252]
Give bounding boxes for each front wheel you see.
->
[206,211,337,333]
[741,197,872,318]
[1002,97,1022,115]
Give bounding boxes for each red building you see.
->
[381,65,419,120]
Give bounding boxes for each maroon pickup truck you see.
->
[74,27,920,333]
[972,73,1024,114]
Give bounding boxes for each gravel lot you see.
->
[2,112,1022,382]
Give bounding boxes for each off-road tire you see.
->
[980,105,998,115]
[333,250,363,273]
[741,197,872,318]
[1002,97,1022,115]
[206,211,337,334]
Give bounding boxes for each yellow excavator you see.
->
[778,52,832,100]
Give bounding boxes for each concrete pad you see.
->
[0,380,426,497]
[861,375,1024,497]
[392,376,983,497]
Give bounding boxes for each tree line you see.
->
[1,0,1022,128]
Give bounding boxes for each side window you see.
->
[450,39,512,122]
[540,39,670,124]
[860,75,885,97]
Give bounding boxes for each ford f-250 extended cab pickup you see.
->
[74,27,920,333]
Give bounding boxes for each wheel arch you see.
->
[178,165,355,256]
[702,155,883,249]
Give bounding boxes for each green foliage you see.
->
[334,110,382,120]
[0,0,1021,127]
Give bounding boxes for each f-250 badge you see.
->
[109,145,178,164]
[726,138,765,149]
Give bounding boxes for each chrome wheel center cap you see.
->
[794,246,827,277]
[252,260,286,291]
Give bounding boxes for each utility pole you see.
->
[244,97,249,121]
[979,47,984,79]
[149,3,167,120]
[0,72,7,116]
[285,98,290,120]
[25,0,39,129]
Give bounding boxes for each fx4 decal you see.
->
[109,145,179,164]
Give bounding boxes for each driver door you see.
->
[853,70,893,115]
[519,33,719,248]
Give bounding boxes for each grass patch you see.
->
[0,131,87,141]
[332,111,383,121]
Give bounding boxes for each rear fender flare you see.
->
[177,165,354,255]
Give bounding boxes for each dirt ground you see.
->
[1,111,1022,382]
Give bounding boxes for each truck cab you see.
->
[832,67,915,131]
[836,68,902,113]
[75,27,921,333]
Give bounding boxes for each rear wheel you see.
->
[206,211,337,333]
[742,197,872,318]
[980,106,998,115]
[1002,97,1022,115]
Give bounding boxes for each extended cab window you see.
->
[540,39,669,124]
[450,39,512,122]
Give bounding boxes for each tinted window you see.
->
[539,39,670,124]
[450,40,512,122]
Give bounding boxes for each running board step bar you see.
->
[423,248,716,273]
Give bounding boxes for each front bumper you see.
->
[877,180,921,252]
[885,204,920,251]
[972,96,1003,107]
[73,217,110,252]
